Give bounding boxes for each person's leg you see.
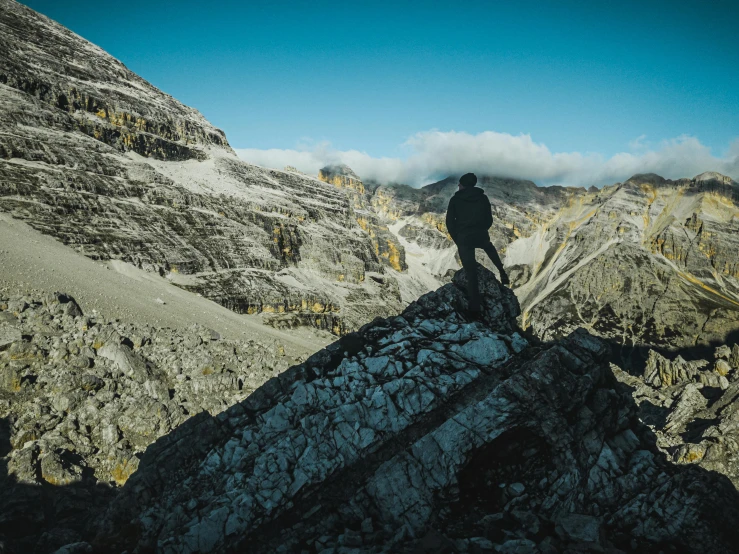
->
[482,241,509,285]
[458,244,481,311]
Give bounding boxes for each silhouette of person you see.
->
[445,173,509,317]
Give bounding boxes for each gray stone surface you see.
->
[0,288,295,552]
[613,338,739,490]
[74,268,739,554]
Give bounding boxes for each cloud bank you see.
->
[236,131,739,188]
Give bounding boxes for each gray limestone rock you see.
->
[0,323,20,352]
[97,342,149,382]
[731,344,739,370]
[79,267,739,554]
[0,288,293,552]
[715,345,732,359]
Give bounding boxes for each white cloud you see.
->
[235,131,739,188]
[628,134,649,151]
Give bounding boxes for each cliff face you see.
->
[0,0,417,335]
[318,165,407,273]
[76,268,739,554]
[0,0,228,160]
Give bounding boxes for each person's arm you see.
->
[482,195,493,230]
[445,197,458,243]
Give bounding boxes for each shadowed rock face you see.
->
[614,340,739,489]
[85,268,739,554]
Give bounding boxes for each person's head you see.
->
[458,173,477,190]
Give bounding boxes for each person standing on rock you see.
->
[446,173,510,317]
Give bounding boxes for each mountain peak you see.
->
[0,0,230,159]
[694,171,736,185]
[319,164,361,182]
[625,173,668,186]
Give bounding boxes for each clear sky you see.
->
[19,0,739,185]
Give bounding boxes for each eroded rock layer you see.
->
[0,0,423,336]
[85,269,739,554]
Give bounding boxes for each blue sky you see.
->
[21,0,739,185]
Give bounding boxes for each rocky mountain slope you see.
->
[3,2,739,552]
[0,286,306,552]
[0,0,436,337]
[4,0,737,355]
[352,172,739,358]
[4,268,739,553]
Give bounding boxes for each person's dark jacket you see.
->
[445,187,493,246]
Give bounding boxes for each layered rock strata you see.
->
[0,0,413,336]
[318,165,407,273]
[85,268,739,554]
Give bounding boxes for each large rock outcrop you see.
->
[78,267,739,554]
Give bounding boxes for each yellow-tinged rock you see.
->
[111,458,139,485]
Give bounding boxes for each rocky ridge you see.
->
[3,272,739,553]
[5,268,729,554]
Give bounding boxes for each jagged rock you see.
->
[79,267,739,554]
[715,345,732,359]
[642,349,706,388]
[715,359,732,376]
[0,323,20,352]
[663,384,708,435]
[52,543,93,554]
[39,449,84,486]
[96,342,150,382]
[0,289,297,552]
[554,513,602,546]
[731,344,739,370]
